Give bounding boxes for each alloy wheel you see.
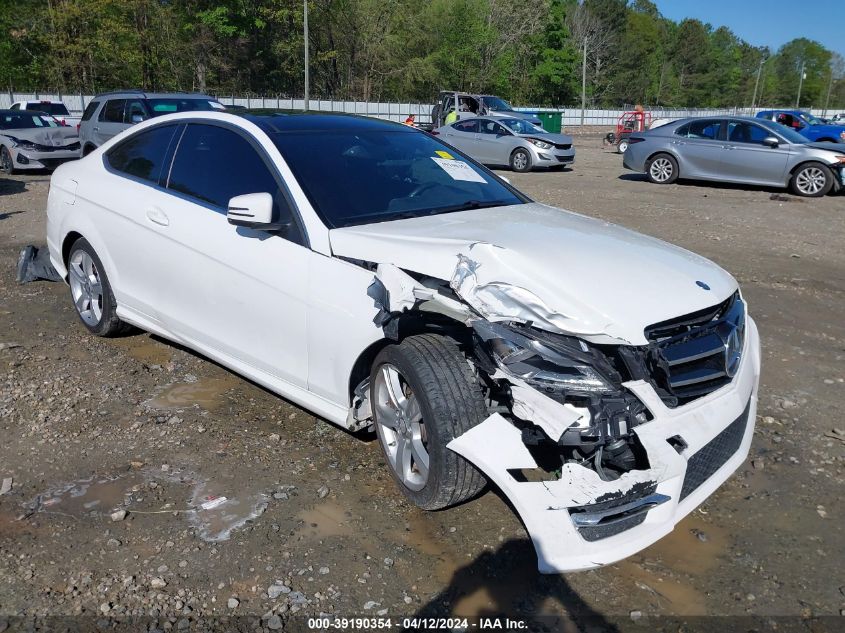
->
[795,167,826,195]
[68,250,104,326]
[650,157,673,182]
[373,364,430,491]
[0,148,11,174]
[512,151,528,171]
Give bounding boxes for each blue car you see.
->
[756,109,845,143]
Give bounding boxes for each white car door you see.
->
[147,122,310,387]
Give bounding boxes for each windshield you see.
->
[0,113,60,129]
[756,118,808,144]
[271,129,524,228]
[30,102,70,116]
[500,118,545,134]
[797,112,824,126]
[484,97,514,112]
[147,99,225,117]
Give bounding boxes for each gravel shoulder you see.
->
[0,143,843,627]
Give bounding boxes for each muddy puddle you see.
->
[296,501,355,539]
[25,466,267,542]
[112,335,173,366]
[145,376,239,411]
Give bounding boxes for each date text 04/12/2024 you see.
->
[306,617,528,630]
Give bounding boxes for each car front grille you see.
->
[646,292,745,404]
[555,143,572,150]
[680,399,751,501]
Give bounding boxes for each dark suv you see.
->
[79,91,224,155]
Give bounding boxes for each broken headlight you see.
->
[473,321,619,396]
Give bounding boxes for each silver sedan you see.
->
[434,116,575,172]
[623,116,845,197]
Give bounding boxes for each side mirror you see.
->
[227,193,278,230]
[762,136,780,148]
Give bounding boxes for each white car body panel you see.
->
[46,111,761,574]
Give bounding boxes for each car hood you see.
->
[804,141,845,152]
[329,203,737,345]
[516,132,573,144]
[1,127,78,145]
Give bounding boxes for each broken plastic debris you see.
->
[200,496,228,510]
[16,245,63,284]
[0,478,12,495]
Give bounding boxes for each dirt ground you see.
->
[1,140,843,631]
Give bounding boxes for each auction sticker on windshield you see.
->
[431,157,487,183]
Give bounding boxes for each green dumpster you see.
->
[537,112,562,133]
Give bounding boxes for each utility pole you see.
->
[303,0,310,111]
[795,60,806,108]
[823,66,834,116]
[580,37,587,126]
[751,57,766,112]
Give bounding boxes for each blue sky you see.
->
[652,0,845,57]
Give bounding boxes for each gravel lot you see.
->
[1,140,843,630]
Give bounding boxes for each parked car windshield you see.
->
[146,98,225,117]
[484,97,515,112]
[500,118,545,134]
[271,129,525,228]
[797,112,825,126]
[0,113,60,129]
[757,118,809,144]
[29,102,70,116]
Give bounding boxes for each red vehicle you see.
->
[606,110,652,153]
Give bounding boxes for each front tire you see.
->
[646,153,679,184]
[510,148,532,173]
[67,238,131,336]
[1,146,16,175]
[371,334,488,510]
[790,162,833,197]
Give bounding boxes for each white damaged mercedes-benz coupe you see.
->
[46,111,760,573]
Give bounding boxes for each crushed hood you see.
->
[2,127,78,146]
[329,203,737,345]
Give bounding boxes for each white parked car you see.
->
[46,112,760,573]
[11,100,81,128]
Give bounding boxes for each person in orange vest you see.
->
[404,114,416,127]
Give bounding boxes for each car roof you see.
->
[0,109,50,115]
[92,90,216,100]
[241,112,413,134]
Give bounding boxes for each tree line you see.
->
[2,0,844,110]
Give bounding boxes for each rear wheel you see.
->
[790,162,833,197]
[371,334,488,510]
[510,148,532,173]
[82,144,97,157]
[1,146,15,175]
[617,138,629,154]
[646,153,679,184]
[67,238,132,337]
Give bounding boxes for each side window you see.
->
[452,120,479,133]
[106,125,178,184]
[727,122,773,145]
[100,99,126,123]
[124,100,147,124]
[81,101,100,121]
[479,120,507,135]
[676,119,721,140]
[167,124,293,227]
[9,103,19,110]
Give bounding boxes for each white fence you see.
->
[0,91,837,128]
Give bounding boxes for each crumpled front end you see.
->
[343,226,760,574]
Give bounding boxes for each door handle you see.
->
[722,145,736,150]
[146,207,169,226]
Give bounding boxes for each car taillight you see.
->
[628,137,646,144]
[76,123,81,132]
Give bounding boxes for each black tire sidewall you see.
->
[646,152,679,184]
[791,162,833,197]
[1,146,14,175]
[67,238,121,336]
[511,148,532,172]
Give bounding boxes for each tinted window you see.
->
[0,113,59,129]
[147,98,224,116]
[81,101,100,121]
[124,100,147,124]
[479,120,507,135]
[727,122,772,145]
[168,124,285,215]
[675,119,722,140]
[9,103,19,110]
[106,125,178,184]
[32,102,70,116]
[452,120,479,133]
[100,100,125,123]
[271,128,524,228]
